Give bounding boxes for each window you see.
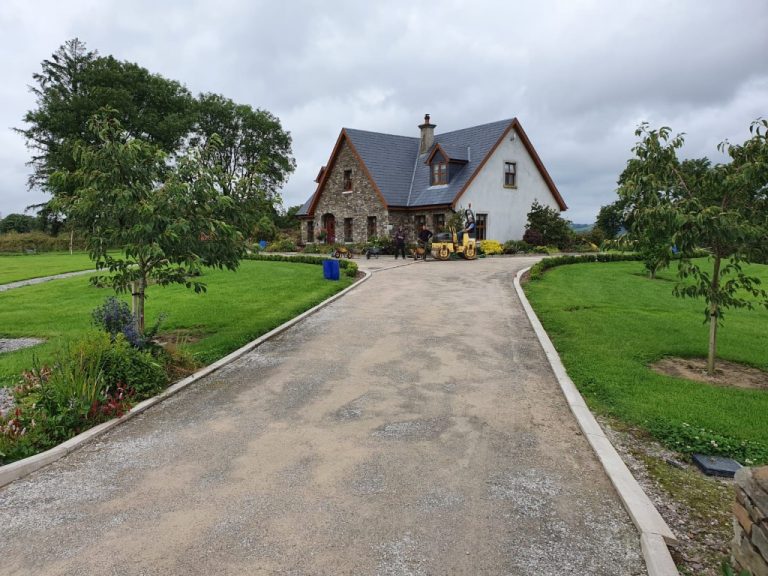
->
[415,215,426,230]
[343,169,352,191]
[367,216,377,240]
[433,213,445,233]
[307,221,314,242]
[431,162,447,185]
[476,213,487,240]
[344,218,353,242]
[504,162,517,187]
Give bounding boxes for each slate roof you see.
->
[298,117,564,216]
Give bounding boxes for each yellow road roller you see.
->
[431,229,478,260]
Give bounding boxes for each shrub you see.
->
[100,335,167,398]
[503,240,531,254]
[91,296,164,350]
[264,237,297,252]
[525,201,574,249]
[1,331,169,464]
[479,239,503,255]
[523,228,544,246]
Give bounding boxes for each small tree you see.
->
[595,200,625,240]
[620,121,768,374]
[524,201,573,248]
[51,111,243,334]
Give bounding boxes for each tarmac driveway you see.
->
[0,256,646,575]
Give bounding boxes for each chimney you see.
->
[418,113,436,154]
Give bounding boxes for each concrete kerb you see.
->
[513,267,680,576]
[0,269,372,489]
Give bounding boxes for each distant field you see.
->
[524,259,768,462]
[0,252,96,284]
[0,260,354,387]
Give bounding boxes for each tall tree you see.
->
[51,111,243,333]
[620,121,768,373]
[17,39,196,206]
[192,93,296,236]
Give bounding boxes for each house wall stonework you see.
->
[388,209,452,245]
[304,140,389,244]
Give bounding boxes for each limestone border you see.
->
[0,270,372,489]
[514,267,680,576]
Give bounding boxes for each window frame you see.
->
[432,213,445,233]
[504,161,517,188]
[343,169,353,191]
[367,216,377,240]
[307,220,314,242]
[475,213,488,241]
[431,162,448,185]
[343,217,353,243]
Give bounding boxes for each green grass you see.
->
[524,260,768,462]
[0,252,97,284]
[0,260,354,386]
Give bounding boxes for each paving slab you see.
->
[0,257,647,575]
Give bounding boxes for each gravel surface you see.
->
[0,338,45,355]
[0,386,15,418]
[0,257,648,575]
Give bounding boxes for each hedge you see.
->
[244,253,359,278]
[0,232,86,253]
[528,250,710,280]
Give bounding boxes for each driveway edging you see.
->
[514,267,680,576]
[0,270,371,489]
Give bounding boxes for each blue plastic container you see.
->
[323,259,340,281]
[258,240,267,250]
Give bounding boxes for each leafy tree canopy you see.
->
[0,213,39,234]
[50,110,243,333]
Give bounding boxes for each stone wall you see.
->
[733,466,768,576]
[303,140,389,244]
[388,209,453,245]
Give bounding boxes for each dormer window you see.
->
[343,169,352,191]
[432,162,447,185]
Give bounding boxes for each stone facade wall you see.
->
[733,466,768,576]
[303,141,389,244]
[388,209,453,245]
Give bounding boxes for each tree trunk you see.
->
[69,229,74,255]
[706,255,721,375]
[131,278,146,335]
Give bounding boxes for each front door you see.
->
[323,214,336,244]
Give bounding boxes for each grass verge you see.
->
[0,252,97,284]
[0,259,355,387]
[523,259,768,463]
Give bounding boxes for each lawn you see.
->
[0,259,354,387]
[0,252,97,284]
[523,259,768,463]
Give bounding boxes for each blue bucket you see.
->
[323,259,340,281]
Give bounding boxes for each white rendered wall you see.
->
[458,129,562,241]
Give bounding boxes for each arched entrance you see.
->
[321,213,336,244]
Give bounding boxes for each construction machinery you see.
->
[430,229,478,261]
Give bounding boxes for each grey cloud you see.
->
[1,0,766,226]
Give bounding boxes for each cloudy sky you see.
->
[1,0,766,224]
